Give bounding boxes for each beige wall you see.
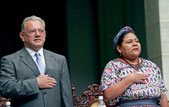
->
[144,0,169,99]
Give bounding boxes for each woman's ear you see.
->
[116,45,121,54]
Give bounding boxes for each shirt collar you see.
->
[25,47,44,58]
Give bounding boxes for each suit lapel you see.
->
[43,50,55,76]
[20,48,40,76]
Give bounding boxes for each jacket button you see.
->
[43,91,47,95]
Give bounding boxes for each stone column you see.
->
[144,0,169,99]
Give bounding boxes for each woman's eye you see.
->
[135,40,139,42]
[126,41,132,43]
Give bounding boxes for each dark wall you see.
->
[66,0,100,95]
[98,0,147,71]
[0,1,67,59]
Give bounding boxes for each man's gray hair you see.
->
[21,15,46,32]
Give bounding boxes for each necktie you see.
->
[34,52,45,74]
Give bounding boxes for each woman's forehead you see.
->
[124,33,138,40]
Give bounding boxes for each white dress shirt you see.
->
[25,47,46,69]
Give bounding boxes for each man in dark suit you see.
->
[0,15,73,107]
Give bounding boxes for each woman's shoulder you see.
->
[106,58,124,65]
[141,58,159,68]
[141,58,155,64]
[105,58,126,69]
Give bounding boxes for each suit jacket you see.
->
[0,48,73,107]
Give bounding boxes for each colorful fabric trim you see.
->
[116,98,160,107]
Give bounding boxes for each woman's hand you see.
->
[127,72,148,84]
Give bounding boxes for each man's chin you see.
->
[32,45,43,51]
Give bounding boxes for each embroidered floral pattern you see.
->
[101,58,168,103]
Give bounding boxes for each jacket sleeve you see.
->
[60,57,73,107]
[0,57,39,99]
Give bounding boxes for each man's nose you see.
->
[35,31,40,35]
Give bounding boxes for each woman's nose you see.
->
[132,41,138,45]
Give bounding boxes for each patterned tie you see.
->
[34,52,45,75]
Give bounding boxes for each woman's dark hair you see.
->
[115,31,134,56]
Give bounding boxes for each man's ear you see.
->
[19,32,25,42]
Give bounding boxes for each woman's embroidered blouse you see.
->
[101,58,167,103]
